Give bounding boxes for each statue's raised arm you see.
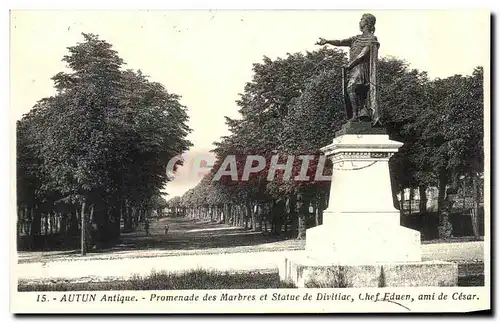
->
[316,13,381,126]
[315,37,353,47]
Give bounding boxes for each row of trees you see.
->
[17,34,191,253]
[169,47,484,239]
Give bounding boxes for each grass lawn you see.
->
[18,270,295,291]
[18,262,484,291]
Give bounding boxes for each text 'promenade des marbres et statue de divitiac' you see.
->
[278,13,459,288]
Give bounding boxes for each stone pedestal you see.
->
[279,255,458,288]
[279,125,458,287]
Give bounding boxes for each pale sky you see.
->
[10,10,490,198]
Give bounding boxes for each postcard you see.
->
[10,9,490,314]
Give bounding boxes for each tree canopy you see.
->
[175,48,484,239]
[17,33,192,249]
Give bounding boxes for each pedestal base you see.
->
[279,252,458,288]
[305,220,422,263]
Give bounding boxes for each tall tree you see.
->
[17,33,192,252]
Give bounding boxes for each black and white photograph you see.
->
[9,8,490,313]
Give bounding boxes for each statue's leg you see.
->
[357,85,371,121]
[347,83,360,120]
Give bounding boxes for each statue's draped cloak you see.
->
[346,34,378,88]
[344,33,380,125]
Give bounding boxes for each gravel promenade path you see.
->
[16,217,484,283]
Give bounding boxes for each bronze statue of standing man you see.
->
[316,13,381,125]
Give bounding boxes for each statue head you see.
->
[359,13,376,33]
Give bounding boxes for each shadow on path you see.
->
[102,217,289,252]
[18,217,297,263]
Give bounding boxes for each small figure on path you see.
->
[164,224,169,235]
[144,221,150,236]
[316,13,381,125]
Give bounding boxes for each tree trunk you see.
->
[231,206,235,226]
[471,173,481,237]
[319,192,326,225]
[88,204,94,248]
[248,202,257,231]
[56,212,60,233]
[314,198,320,227]
[106,204,118,242]
[237,205,242,227]
[408,188,413,216]
[297,214,306,239]
[437,169,448,219]
[130,207,136,227]
[223,204,228,224]
[113,204,121,241]
[270,200,276,234]
[31,206,41,249]
[259,204,264,232]
[296,196,307,240]
[125,205,133,230]
[60,212,67,239]
[226,204,231,225]
[437,169,454,239]
[66,209,73,243]
[238,205,242,227]
[289,195,297,237]
[399,188,405,213]
[232,205,237,226]
[244,204,249,230]
[263,202,269,233]
[240,205,245,228]
[255,203,262,232]
[119,204,124,228]
[22,206,27,236]
[418,185,427,214]
[233,206,237,226]
[49,212,54,235]
[95,202,109,248]
[81,200,87,256]
[44,213,49,236]
[16,206,22,247]
[77,207,82,230]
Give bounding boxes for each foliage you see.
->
[179,45,484,239]
[17,33,192,247]
[18,32,484,247]
[177,41,484,237]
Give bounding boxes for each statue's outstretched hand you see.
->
[316,37,327,46]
